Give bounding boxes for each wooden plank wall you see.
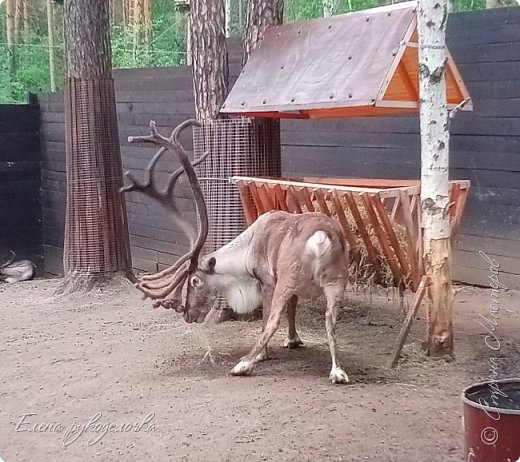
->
[39,40,243,276]
[0,103,43,271]
[38,10,520,289]
[281,7,520,289]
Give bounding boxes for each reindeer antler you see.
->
[121,120,210,310]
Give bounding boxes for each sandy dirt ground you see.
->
[0,277,519,462]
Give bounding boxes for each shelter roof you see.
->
[221,2,472,119]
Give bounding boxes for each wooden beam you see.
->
[389,275,429,368]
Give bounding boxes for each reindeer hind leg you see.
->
[283,295,303,349]
[324,283,349,384]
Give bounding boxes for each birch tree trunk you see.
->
[59,0,133,293]
[46,0,57,92]
[418,0,453,356]
[190,0,228,120]
[485,0,501,8]
[322,0,337,17]
[6,0,16,75]
[225,0,231,37]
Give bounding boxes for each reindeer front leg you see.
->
[231,289,287,376]
[252,284,274,362]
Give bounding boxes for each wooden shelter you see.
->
[221,1,472,119]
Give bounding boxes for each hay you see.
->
[312,193,413,291]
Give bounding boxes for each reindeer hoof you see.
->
[255,350,269,362]
[230,360,253,376]
[283,335,303,349]
[329,367,350,384]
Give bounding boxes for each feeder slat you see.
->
[236,183,256,226]
[273,184,289,212]
[314,189,332,216]
[362,193,402,287]
[398,190,420,290]
[373,193,412,290]
[299,187,315,212]
[331,190,359,260]
[344,191,382,278]
[249,183,266,216]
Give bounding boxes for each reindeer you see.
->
[122,120,350,383]
[0,251,36,283]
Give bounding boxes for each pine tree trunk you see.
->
[131,0,152,62]
[243,0,283,64]
[22,0,29,34]
[46,0,57,92]
[14,0,23,43]
[190,0,229,120]
[418,0,453,356]
[6,0,16,75]
[59,0,133,293]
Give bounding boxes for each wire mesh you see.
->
[63,77,132,275]
[193,117,281,253]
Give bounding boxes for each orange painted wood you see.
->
[373,193,412,289]
[331,190,359,258]
[273,184,289,212]
[256,183,274,211]
[362,193,402,287]
[237,182,257,225]
[286,186,303,213]
[299,187,315,212]
[314,189,332,216]
[344,191,381,275]
[450,183,461,219]
[248,183,266,216]
[398,190,420,290]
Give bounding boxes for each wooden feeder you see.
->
[220,2,472,364]
[221,1,472,119]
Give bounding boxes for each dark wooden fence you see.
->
[38,9,520,289]
[0,103,42,271]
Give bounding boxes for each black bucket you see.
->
[462,378,520,462]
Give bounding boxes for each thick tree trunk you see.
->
[418,0,453,356]
[46,0,57,92]
[131,0,152,61]
[59,0,133,293]
[190,0,229,120]
[243,0,283,64]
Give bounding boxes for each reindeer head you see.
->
[121,119,213,321]
[182,256,218,323]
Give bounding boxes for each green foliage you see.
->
[0,0,515,104]
[0,34,64,103]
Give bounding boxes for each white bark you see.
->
[225,0,231,37]
[418,0,450,247]
[486,0,501,8]
[46,0,57,92]
[418,0,453,356]
[322,0,336,17]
